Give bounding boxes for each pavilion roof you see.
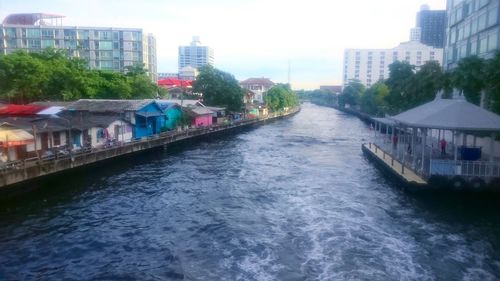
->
[389,97,500,131]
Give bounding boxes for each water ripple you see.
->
[1,103,499,280]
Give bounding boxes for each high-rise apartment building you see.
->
[178,36,214,72]
[0,13,158,81]
[444,0,499,70]
[343,41,443,87]
[416,5,446,48]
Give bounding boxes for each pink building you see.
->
[189,107,213,127]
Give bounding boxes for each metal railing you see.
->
[430,159,500,178]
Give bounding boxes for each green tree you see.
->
[93,71,132,99]
[407,60,444,107]
[339,79,364,107]
[385,61,415,113]
[193,65,244,111]
[360,82,389,116]
[264,84,299,111]
[451,55,485,105]
[484,51,500,114]
[0,51,48,103]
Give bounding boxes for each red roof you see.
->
[158,78,192,88]
[0,104,47,116]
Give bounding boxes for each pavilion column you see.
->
[391,125,395,155]
[462,133,467,146]
[490,133,495,177]
[421,128,426,172]
[385,123,388,145]
[398,128,402,160]
[411,128,416,168]
[429,128,433,175]
[473,135,477,147]
[453,131,458,162]
[451,130,455,155]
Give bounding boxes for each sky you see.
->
[0,0,447,89]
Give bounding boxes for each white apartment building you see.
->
[343,41,443,87]
[178,36,214,72]
[0,13,158,81]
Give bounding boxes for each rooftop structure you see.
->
[2,13,65,26]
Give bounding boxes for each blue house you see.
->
[156,101,183,131]
[66,99,165,140]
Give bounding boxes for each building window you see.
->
[41,39,54,48]
[6,28,17,38]
[64,30,76,39]
[26,29,41,38]
[478,12,487,31]
[479,37,488,53]
[100,51,113,59]
[5,39,16,48]
[100,61,113,70]
[98,41,113,50]
[488,8,498,27]
[41,29,54,38]
[488,32,498,51]
[77,30,89,39]
[99,31,111,40]
[27,39,41,48]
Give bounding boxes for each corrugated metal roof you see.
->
[67,99,156,113]
[189,107,213,115]
[160,99,204,107]
[389,97,500,131]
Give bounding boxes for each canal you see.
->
[1,103,499,280]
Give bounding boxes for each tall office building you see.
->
[178,36,214,72]
[343,41,443,88]
[444,0,499,70]
[0,13,158,81]
[416,5,446,48]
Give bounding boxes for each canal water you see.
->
[1,103,499,280]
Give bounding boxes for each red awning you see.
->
[157,78,192,88]
[0,104,47,116]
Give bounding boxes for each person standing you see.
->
[440,138,447,156]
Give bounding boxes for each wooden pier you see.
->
[362,143,427,187]
[0,109,299,190]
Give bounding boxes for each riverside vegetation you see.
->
[0,49,299,113]
[299,51,500,116]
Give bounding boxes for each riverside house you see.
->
[66,99,165,140]
[187,106,213,127]
[156,101,183,131]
